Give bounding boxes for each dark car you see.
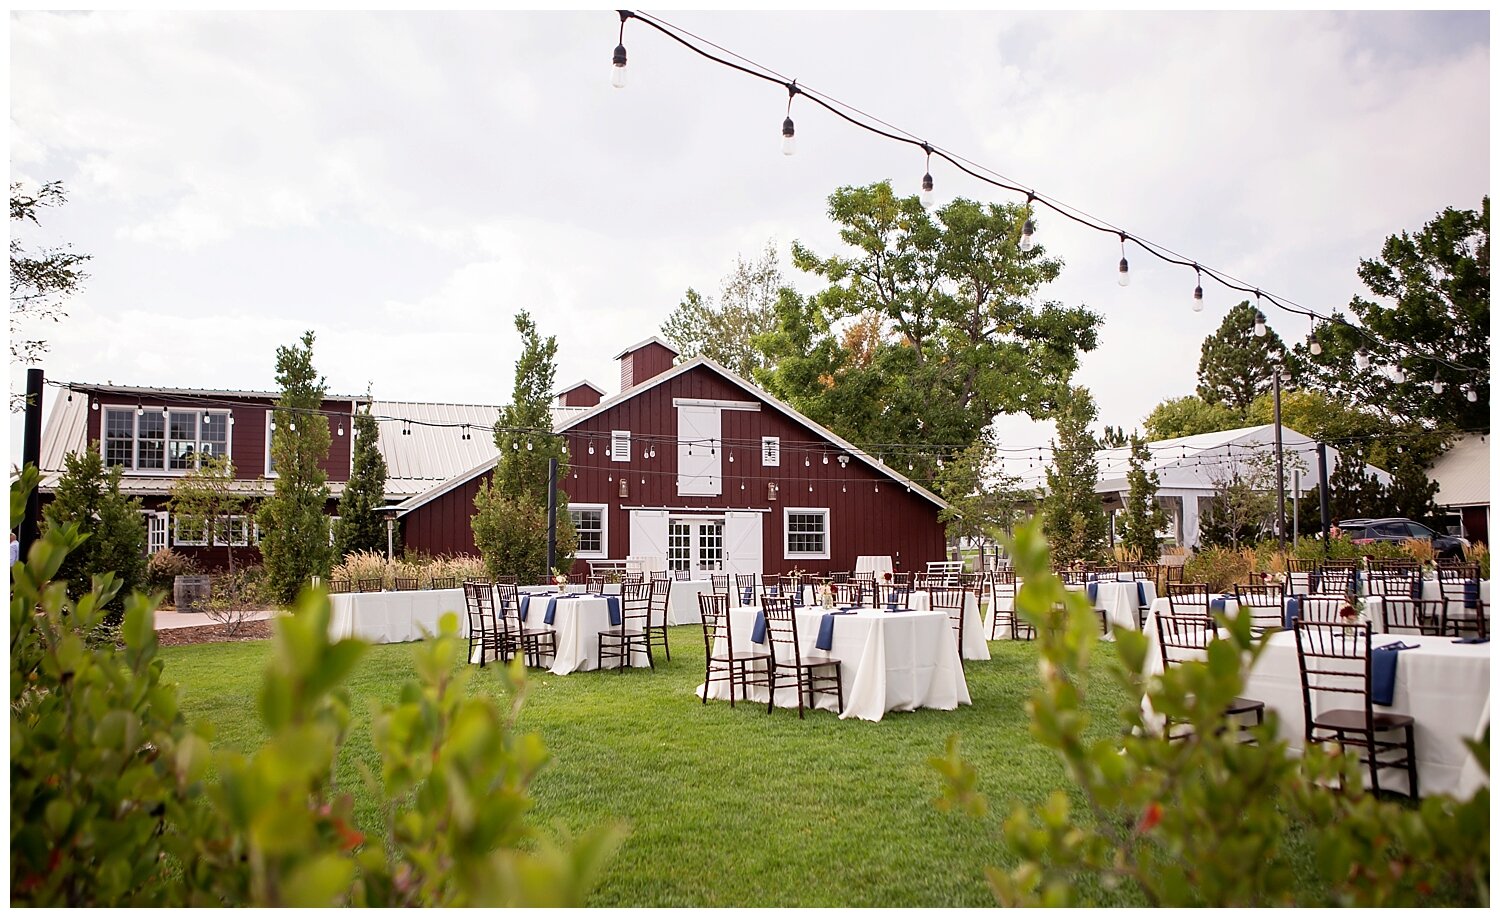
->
[1337,517,1470,559]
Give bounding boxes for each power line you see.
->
[612,10,1485,378]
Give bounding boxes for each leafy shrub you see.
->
[932,519,1490,906]
[147,548,200,594]
[42,445,147,617]
[1465,542,1490,578]
[10,469,622,906]
[1182,546,1255,591]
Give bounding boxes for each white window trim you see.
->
[761,436,780,467]
[611,430,631,463]
[173,513,255,548]
[99,403,233,475]
[783,506,830,560]
[569,503,610,559]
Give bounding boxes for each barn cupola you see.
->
[614,337,679,391]
[555,380,605,409]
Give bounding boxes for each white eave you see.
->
[612,336,680,360]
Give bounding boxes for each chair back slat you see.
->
[1233,582,1286,632]
[1155,612,1216,670]
[1165,582,1210,614]
[761,595,805,667]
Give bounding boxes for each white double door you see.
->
[629,509,763,578]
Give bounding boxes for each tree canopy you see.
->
[751,182,1099,482]
[660,242,786,379]
[11,181,89,409]
[1196,300,1293,413]
[257,330,333,602]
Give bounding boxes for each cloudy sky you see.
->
[9,9,1489,463]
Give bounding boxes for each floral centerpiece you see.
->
[552,568,569,590]
[818,583,835,610]
[1338,593,1366,626]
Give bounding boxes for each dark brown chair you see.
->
[355,577,384,594]
[586,574,605,592]
[1379,597,1447,636]
[928,586,967,660]
[1367,569,1421,600]
[1296,595,1358,625]
[462,581,508,667]
[427,575,458,591]
[500,581,554,668]
[734,573,761,607]
[1057,568,1090,586]
[1233,581,1288,633]
[1284,558,1319,596]
[646,577,672,661]
[710,573,731,601]
[762,595,843,718]
[1437,564,1485,638]
[392,576,419,592]
[1317,563,1360,597]
[328,579,351,595]
[832,581,865,606]
[698,593,770,708]
[1294,621,1418,797]
[989,570,1018,640]
[829,571,852,584]
[598,581,653,672]
[673,568,693,581]
[1165,583,1211,615]
[1155,613,1265,742]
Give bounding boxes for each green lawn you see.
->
[160,629,1135,907]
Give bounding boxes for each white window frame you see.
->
[569,503,609,558]
[783,507,830,560]
[264,410,279,478]
[99,403,232,475]
[761,436,780,467]
[610,430,631,462]
[173,513,255,548]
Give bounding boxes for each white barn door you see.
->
[723,511,763,578]
[628,510,669,572]
[676,405,722,496]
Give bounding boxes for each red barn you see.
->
[395,338,949,577]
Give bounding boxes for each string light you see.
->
[337,422,345,436]
[136,402,143,417]
[1116,234,1130,287]
[611,10,630,88]
[1465,385,1478,403]
[1431,376,1445,395]
[1192,266,1203,312]
[781,81,798,156]
[1388,363,1406,385]
[1253,307,1267,338]
[1355,348,1371,370]
[612,10,1483,381]
[919,144,934,210]
[1019,192,1036,252]
[1307,316,1322,356]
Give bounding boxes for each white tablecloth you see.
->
[328,588,467,643]
[1141,603,1490,798]
[545,595,652,675]
[854,555,895,578]
[698,606,970,721]
[664,579,714,625]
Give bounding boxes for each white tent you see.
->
[1005,424,1393,549]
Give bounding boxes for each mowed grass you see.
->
[162,627,1140,907]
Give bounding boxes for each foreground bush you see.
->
[10,469,622,906]
[933,519,1489,907]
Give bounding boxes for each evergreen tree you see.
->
[1325,447,1388,524]
[1040,387,1108,566]
[1196,300,1292,413]
[334,407,388,559]
[934,432,1028,552]
[257,330,333,603]
[473,312,577,583]
[42,445,146,616]
[1116,434,1167,562]
[168,454,246,574]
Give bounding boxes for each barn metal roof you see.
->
[1428,434,1489,508]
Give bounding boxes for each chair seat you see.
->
[1312,708,1415,732]
[711,649,771,663]
[1225,696,1264,716]
[600,628,647,639]
[784,657,841,670]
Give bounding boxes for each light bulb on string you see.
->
[1307,316,1322,356]
[919,144,934,210]
[822,455,828,464]
[1253,308,1267,338]
[1116,234,1130,287]
[610,11,629,88]
[1355,348,1371,370]
[91,399,99,411]
[1431,377,1445,395]
[527,440,534,451]
[289,421,296,432]
[1465,385,1478,403]
[136,403,143,417]
[1389,363,1406,385]
[1019,193,1037,252]
[1191,266,1203,312]
[337,423,345,437]
[804,456,810,467]
[781,81,798,156]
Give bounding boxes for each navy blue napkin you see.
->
[751,610,767,644]
[1086,581,1099,604]
[519,594,532,622]
[1210,594,1229,613]
[741,586,754,605]
[1372,641,1419,705]
[1282,596,1301,628]
[1136,581,1148,608]
[1464,579,1480,609]
[542,596,559,624]
[1409,578,1423,600]
[605,595,621,626]
[816,609,856,650]
[1456,636,1489,644]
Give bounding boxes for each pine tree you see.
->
[42,445,146,616]
[1327,447,1388,524]
[1117,434,1167,562]
[1196,300,1292,413]
[334,407,388,559]
[1040,387,1108,566]
[257,330,333,603]
[473,312,577,583]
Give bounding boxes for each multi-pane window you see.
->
[102,406,231,472]
[697,521,724,571]
[784,508,829,558]
[667,520,691,572]
[569,505,607,557]
[174,514,254,547]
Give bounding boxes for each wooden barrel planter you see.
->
[174,574,212,612]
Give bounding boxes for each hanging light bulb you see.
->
[1307,317,1321,356]
[91,398,99,411]
[337,423,345,436]
[162,405,169,416]
[270,420,277,432]
[526,440,534,451]
[512,440,519,450]
[1019,193,1037,252]
[1117,234,1130,287]
[1465,385,1478,403]
[728,452,734,462]
[1389,364,1406,385]
[804,456,810,467]
[781,81,798,156]
[588,441,595,455]
[1431,377,1445,395]
[288,421,296,432]
[1192,266,1203,312]
[1253,310,1267,338]
[1355,348,1371,370]
[822,455,828,465]
[66,389,73,403]
[610,11,629,88]
[136,403,143,416]
[919,145,934,210]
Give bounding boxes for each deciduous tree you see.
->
[168,454,247,574]
[660,241,786,379]
[10,181,89,409]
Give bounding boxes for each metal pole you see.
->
[1272,366,1286,554]
[20,368,44,558]
[385,517,394,562]
[546,457,558,574]
[1317,443,1331,557]
[1292,469,1300,547]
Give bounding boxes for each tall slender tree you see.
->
[257,330,333,603]
[473,312,576,583]
[1116,434,1167,562]
[334,405,388,560]
[168,454,247,574]
[1040,387,1108,566]
[1196,300,1292,414]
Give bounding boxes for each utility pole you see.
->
[1272,363,1287,554]
[20,368,44,558]
[1316,443,1331,558]
[545,457,558,574]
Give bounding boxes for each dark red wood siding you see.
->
[81,390,357,481]
[557,383,604,408]
[400,364,947,574]
[619,341,676,391]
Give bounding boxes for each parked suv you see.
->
[1337,517,1470,559]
